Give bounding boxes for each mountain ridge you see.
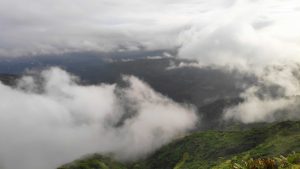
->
[58,120,300,169]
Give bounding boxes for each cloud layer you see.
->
[224,63,300,123]
[177,0,300,69]
[0,67,197,169]
[0,0,189,56]
[1,0,299,61]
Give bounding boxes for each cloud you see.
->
[177,0,300,70]
[3,0,299,59]
[166,61,204,70]
[224,63,300,123]
[0,67,197,169]
[0,0,194,57]
[162,0,300,123]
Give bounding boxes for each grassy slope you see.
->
[58,121,300,169]
[58,154,127,169]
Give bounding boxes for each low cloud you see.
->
[224,63,300,123]
[0,67,197,169]
[163,0,300,124]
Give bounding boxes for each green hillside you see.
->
[58,154,127,169]
[58,121,300,169]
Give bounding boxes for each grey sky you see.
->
[0,0,299,63]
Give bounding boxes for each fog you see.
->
[0,67,197,169]
[224,63,300,123]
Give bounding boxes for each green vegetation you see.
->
[58,121,300,169]
[215,152,300,169]
[58,154,127,169]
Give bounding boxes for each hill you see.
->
[0,74,18,86]
[58,121,300,169]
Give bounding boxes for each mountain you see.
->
[58,121,300,169]
[0,53,255,106]
[0,74,18,86]
[0,54,255,131]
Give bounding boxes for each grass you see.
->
[58,154,127,169]
[215,152,300,169]
[58,121,300,169]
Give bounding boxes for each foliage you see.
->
[173,152,189,169]
[58,121,300,169]
[227,152,300,169]
[58,154,127,169]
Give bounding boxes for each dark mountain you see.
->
[0,74,18,86]
[0,52,256,130]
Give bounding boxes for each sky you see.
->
[0,0,300,67]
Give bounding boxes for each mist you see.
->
[224,63,300,123]
[0,67,197,169]
[165,0,300,124]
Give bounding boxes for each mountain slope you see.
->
[58,121,300,169]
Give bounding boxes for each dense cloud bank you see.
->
[177,0,300,69]
[1,0,299,60]
[0,67,197,169]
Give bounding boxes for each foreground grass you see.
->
[214,152,300,169]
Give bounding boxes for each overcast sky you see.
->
[0,0,299,63]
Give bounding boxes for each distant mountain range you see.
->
[0,53,256,130]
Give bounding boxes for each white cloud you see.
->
[0,0,194,56]
[166,61,204,70]
[0,67,197,169]
[2,0,299,60]
[177,0,300,69]
[224,63,300,123]
[170,0,300,124]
